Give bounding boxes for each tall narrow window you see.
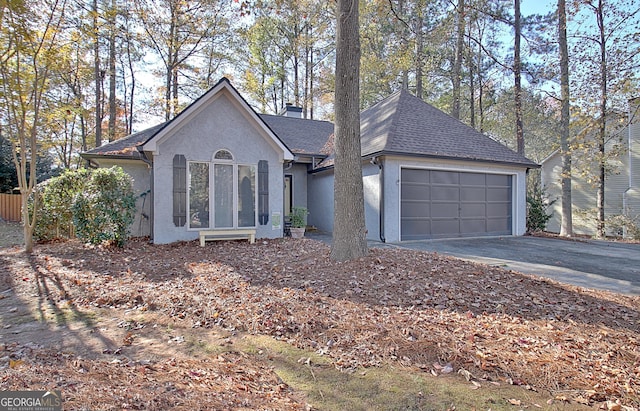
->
[189,162,210,229]
[258,160,269,225]
[214,164,234,227]
[238,165,256,227]
[173,155,187,227]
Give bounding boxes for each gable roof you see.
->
[359,89,538,167]
[140,78,293,160]
[82,78,295,162]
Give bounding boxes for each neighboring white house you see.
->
[541,100,640,237]
[82,78,538,244]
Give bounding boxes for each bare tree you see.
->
[331,0,368,261]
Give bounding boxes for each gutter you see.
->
[371,156,386,243]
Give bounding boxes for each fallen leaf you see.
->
[9,359,24,369]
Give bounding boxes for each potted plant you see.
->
[289,206,308,238]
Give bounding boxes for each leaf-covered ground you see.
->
[0,237,638,410]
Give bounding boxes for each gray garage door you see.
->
[401,169,512,240]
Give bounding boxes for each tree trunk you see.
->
[558,0,573,237]
[468,20,475,129]
[94,0,102,147]
[172,67,178,116]
[451,0,465,120]
[108,0,117,142]
[514,0,524,156]
[414,14,424,99]
[595,0,607,238]
[331,0,368,262]
[477,41,484,133]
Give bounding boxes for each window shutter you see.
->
[258,160,269,225]
[173,154,187,227]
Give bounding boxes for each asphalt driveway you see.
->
[394,236,640,295]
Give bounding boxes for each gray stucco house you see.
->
[82,78,537,244]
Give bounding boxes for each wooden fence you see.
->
[0,194,21,222]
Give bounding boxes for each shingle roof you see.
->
[82,83,537,169]
[81,116,330,160]
[82,124,165,160]
[359,89,538,167]
[259,114,333,155]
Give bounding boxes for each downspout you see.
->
[138,149,154,241]
[371,157,386,243]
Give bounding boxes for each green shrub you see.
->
[526,186,553,232]
[290,206,308,228]
[33,168,90,241]
[73,167,136,247]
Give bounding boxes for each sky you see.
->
[522,0,556,16]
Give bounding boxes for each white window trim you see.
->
[187,158,258,231]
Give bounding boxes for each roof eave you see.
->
[80,153,146,162]
[364,150,540,169]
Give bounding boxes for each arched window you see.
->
[214,149,233,161]
[186,148,258,230]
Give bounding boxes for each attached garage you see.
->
[400,168,512,240]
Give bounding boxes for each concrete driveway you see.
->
[393,236,640,295]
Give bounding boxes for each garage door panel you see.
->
[401,168,512,240]
[460,172,485,185]
[431,203,459,218]
[460,203,486,217]
[431,220,460,236]
[487,202,511,217]
[487,218,511,233]
[488,187,510,198]
[402,184,431,201]
[461,187,486,201]
[403,169,429,182]
[432,186,459,201]
[402,200,429,217]
[486,174,510,185]
[431,170,459,184]
[460,219,486,234]
[401,219,431,239]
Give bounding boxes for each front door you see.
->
[284,175,293,217]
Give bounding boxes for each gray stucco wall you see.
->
[150,93,286,243]
[288,163,308,212]
[363,162,381,241]
[307,162,381,237]
[307,170,334,232]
